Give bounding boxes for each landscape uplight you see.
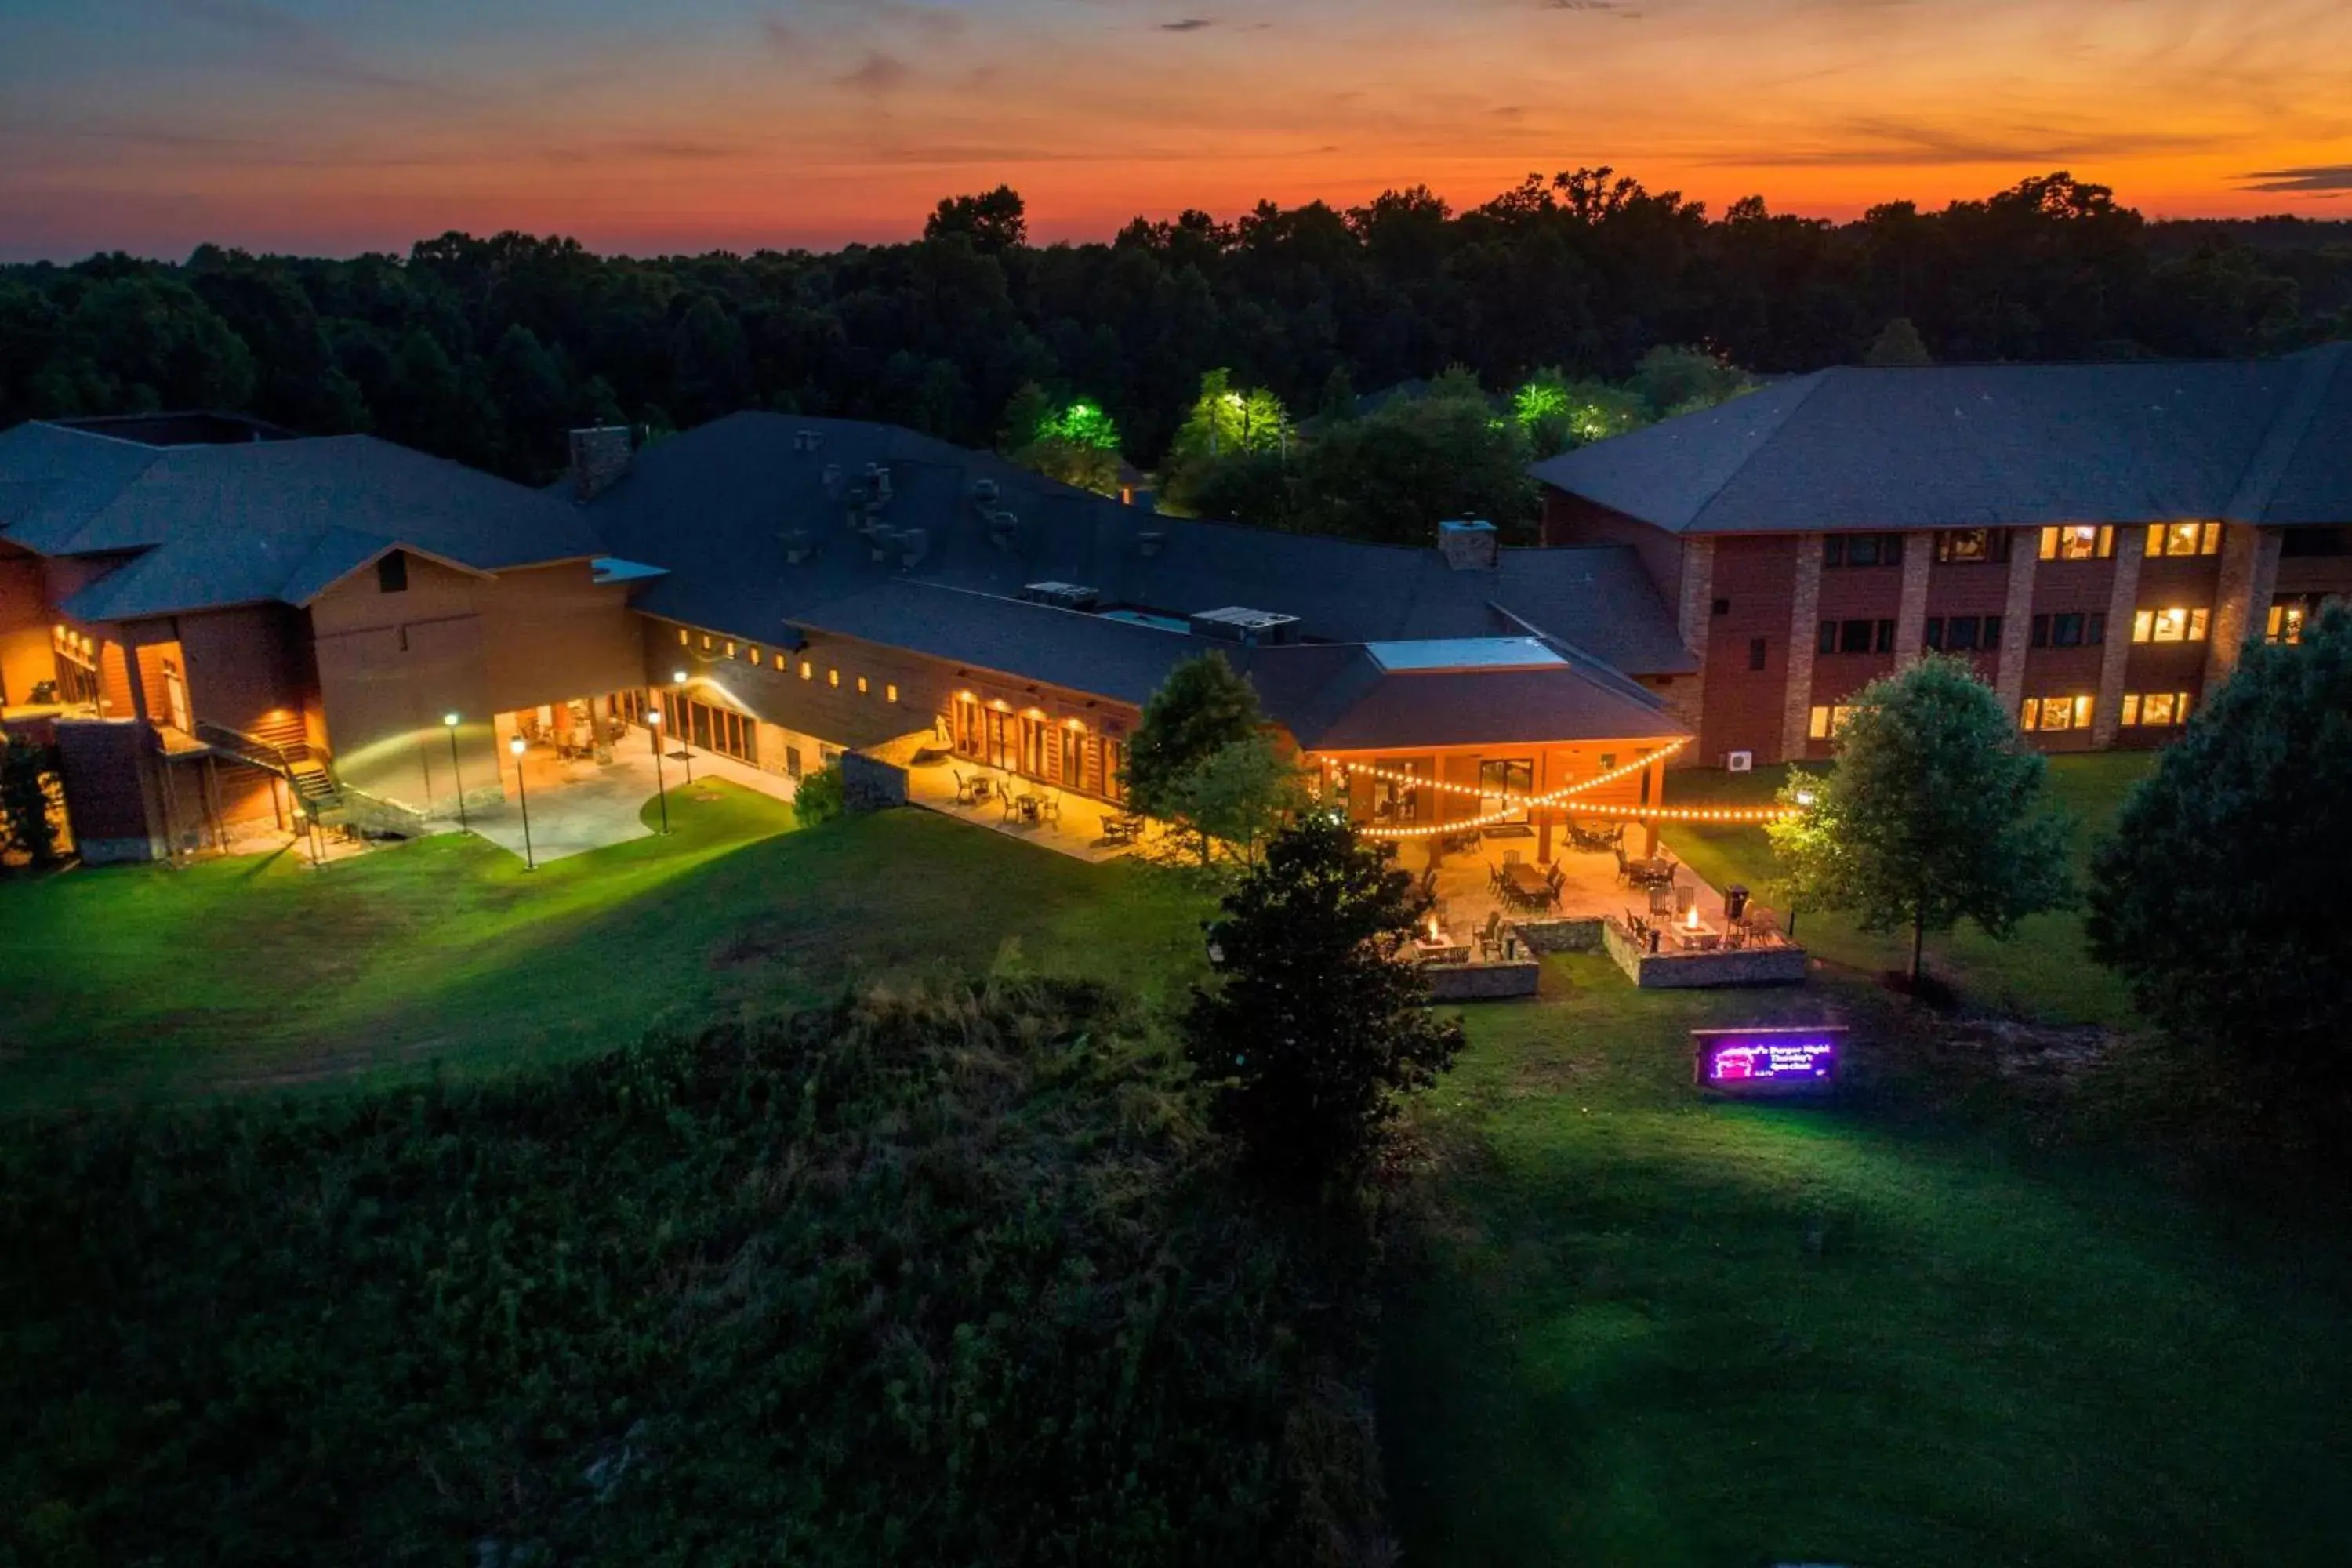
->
[1795,789,1817,808]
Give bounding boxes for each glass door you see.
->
[1478,758,1534,822]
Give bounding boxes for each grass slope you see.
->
[1381,956,2352,1566]
[0,789,1214,1113]
[2,982,1370,1566]
[1661,754,2153,1024]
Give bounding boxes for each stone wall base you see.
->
[1603,917,1809,989]
[1424,960,1541,1001]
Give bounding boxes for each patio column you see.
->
[1641,755,1666,858]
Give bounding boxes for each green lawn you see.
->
[1381,957,2352,1566]
[0,786,1213,1112]
[1661,753,2154,1024]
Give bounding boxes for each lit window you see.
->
[774,653,788,670]
[2039,525,2113,561]
[2132,607,2209,644]
[700,634,713,651]
[747,647,760,665]
[856,676,869,695]
[1806,705,1853,739]
[2122,691,2190,728]
[724,641,736,659]
[677,627,689,646]
[1935,529,2008,564]
[886,683,899,703]
[2147,521,2222,558]
[799,660,812,681]
[828,668,840,688]
[2021,695,2094,732]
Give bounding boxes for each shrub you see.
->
[792,761,847,826]
[0,981,1383,1565]
[0,737,60,865]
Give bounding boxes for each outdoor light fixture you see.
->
[647,702,672,834]
[670,670,695,782]
[1795,789,1817,808]
[510,733,535,871]
[443,712,467,831]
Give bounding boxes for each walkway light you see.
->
[670,670,694,782]
[510,733,535,871]
[647,702,672,835]
[442,712,467,831]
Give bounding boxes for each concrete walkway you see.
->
[434,741,799,864]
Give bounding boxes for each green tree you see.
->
[1160,370,1293,511]
[2086,608,2352,1134]
[1185,811,1465,1190]
[1298,371,1535,543]
[1768,655,2074,987]
[1628,343,1754,418]
[1864,317,1934,366]
[1123,652,1263,815]
[923,185,1028,254]
[0,738,61,866]
[1160,733,1312,868]
[1514,365,1650,457]
[61,277,256,412]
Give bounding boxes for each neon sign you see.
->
[1692,1027,1843,1097]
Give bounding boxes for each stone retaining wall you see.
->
[1602,917,1809,989]
[1512,916,1606,955]
[1424,960,1542,1001]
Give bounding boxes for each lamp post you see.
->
[671,668,695,784]
[647,701,671,834]
[442,711,467,830]
[510,734,536,871]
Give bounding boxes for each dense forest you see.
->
[2,169,2347,498]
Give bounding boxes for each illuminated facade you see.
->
[1535,344,2352,764]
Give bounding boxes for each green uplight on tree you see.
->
[1036,398,1123,452]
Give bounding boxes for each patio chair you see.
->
[1647,883,1676,918]
[1542,863,1565,911]
[1000,791,1024,824]
[1038,794,1062,825]
[1476,910,1504,961]
[953,770,976,805]
[1613,845,1632,886]
[1675,883,1697,917]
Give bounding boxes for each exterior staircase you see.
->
[193,717,342,818]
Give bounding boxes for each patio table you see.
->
[1501,862,1552,902]
[1624,856,1673,886]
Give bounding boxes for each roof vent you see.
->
[793,429,822,452]
[1022,581,1101,612]
[1136,529,1166,557]
[973,477,1000,505]
[988,510,1021,550]
[898,527,931,568]
[871,464,893,502]
[781,528,814,564]
[1189,605,1300,646]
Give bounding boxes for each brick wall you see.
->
[1696,535,1798,765]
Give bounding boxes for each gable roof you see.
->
[0,423,602,620]
[583,412,1694,676]
[1530,343,2352,534]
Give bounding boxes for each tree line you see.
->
[2,170,2346,494]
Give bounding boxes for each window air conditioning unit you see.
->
[1726,750,1755,773]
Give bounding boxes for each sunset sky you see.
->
[3,0,2348,260]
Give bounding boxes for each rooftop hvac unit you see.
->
[1726,750,1755,773]
[1136,529,1166,557]
[1189,605,1301,646]
[780,528,814,564]
[972,477,999,505]
[987,510,1020,550]
[898,527,930,568]
[1022,581,1101,611]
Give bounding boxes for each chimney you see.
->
[568,426,634,502]
[1439,517,1498,572]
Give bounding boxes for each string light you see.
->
[1321,741,1796,838]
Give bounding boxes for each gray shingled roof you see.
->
[0,423,601,620]
[797,579,1682,751]
[1530,343,2352,534]
[583,412,1693,676]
